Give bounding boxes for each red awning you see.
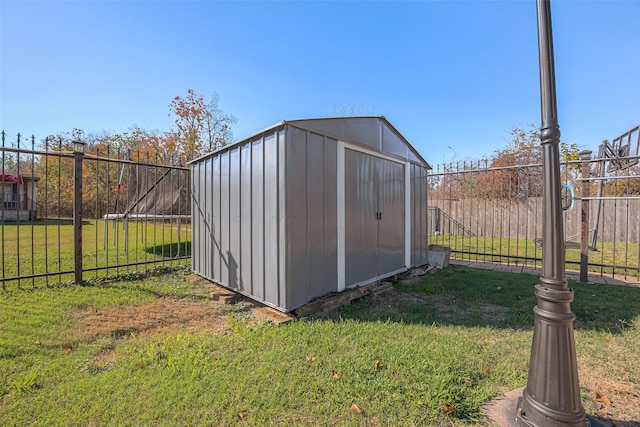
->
[0,173,23,184]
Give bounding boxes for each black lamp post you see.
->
[516,1,587,425]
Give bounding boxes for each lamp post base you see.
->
[516,393,586,427]
[483,386,613,427]
[516,397,610,427]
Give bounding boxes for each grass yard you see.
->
[1,219,191,289]
[429,233,640,278]
[1,266,638,426]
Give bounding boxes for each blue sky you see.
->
[1,0,639,165]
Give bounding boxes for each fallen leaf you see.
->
[485,366,491,375]
[307,340,312,345]
[602,338,610,343]
[213,356,219,361]
[332,369,340,380]
[65,348,72,354]
[351,403,362,414]
[484,337,489,344]
[463,379,472,386]
[441,403,456,414]
[621,367,629,372]
[594,390,611,405]
[375,360,381,371]
[306,356,316,362]
[238,413,246,420]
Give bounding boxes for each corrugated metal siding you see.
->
[288,117,428,168]
[322,135,338,297]
[381,124,409,160]
[229,147,241,290]
[277,130,287,308]
[344,149,406,286]
[290,117,381,152]
[377,157,405,273]
[263,132,279,306]
[203,159,212,279]
[345,149,379,286]
[251,138,265,301]
[239,143,252,294]
[286,127,338,309]
[192,156,210,281]
[220,151,230,286]
[411,164,429,266]
[212,155,221,282]
[190,127,288,310]
[191,162,201,274]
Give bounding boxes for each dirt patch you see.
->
[347,289,429,316]
[70,276,293,343]
[93,343,117,364]
[357,290,511,325]
[360,290,462,321]
[71,297,228,342]
[479,302,509,322]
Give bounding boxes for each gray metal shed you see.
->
[190,116,431,312]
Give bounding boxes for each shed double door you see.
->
[345,149,405,287]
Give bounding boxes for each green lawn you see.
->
[429,233,640,278]
[1,267,638,426]
[1,219,191,289]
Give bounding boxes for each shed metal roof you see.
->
[189,116,430,169]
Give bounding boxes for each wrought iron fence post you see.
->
[579,150,592,283]
[73,141,86,285]
[516,1,587,425]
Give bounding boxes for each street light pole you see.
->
[516,0,586,425]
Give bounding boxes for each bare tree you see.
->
[332,103,380,117]
[169,89,237,161]
[202,93,237,151]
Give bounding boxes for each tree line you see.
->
[3,89,236,218]
[429,125,640,202]
[43,89,237,165]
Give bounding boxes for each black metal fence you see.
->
[5,130,639,288]
[1,132,191,290]
[428,154,640,282]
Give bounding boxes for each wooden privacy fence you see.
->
[1,132,192,290]
[429,198,640,244]
[428,155,640,281]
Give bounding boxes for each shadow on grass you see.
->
[145,241,191,258]
[338,266,640,333]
